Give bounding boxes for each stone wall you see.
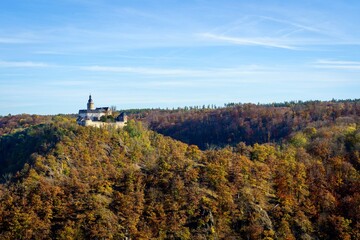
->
[82,120,126,128]
[79,112,106,121]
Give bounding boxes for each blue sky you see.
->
[1,0,359,115]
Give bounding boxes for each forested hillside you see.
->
[0,114,52,136]
[0,101,359,239]
[139,100,360,149]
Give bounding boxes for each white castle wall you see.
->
[79,112,106,121]
[82,120,126,128]
[77,96,126,128]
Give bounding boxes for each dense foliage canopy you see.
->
[140,100,360,149]
[0,100,359,239]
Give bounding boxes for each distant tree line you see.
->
[137,99,360,149]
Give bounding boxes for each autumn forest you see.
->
[0,100,359,239]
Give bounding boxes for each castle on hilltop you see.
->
[77,95,127,128]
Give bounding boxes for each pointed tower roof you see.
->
[87,94,95,110]
[88,94,93,103]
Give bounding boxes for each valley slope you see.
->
[0,101,359,239]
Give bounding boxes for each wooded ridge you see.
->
[0,100,359,239]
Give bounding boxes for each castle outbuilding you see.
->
[77,95,127,128]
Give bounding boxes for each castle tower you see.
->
[87,95,95,110]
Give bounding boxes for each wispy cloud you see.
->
[0,37,35,44]
[199,11,360,50]
[200,33,298,50]
[81,65,204,76]
[314,59,360,70]
[146,81,194,87]
[0,60,51,68]
[81,65,269,78]
[45,80,94,86]
[33,50,69,55]
[257,15,327,36]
